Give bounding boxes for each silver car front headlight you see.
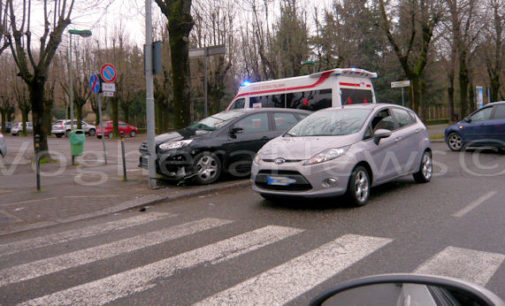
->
[304,145,350,165]
[253,153,261,164]
[159,139,193,151]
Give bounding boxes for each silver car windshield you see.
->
[286,108,371,137]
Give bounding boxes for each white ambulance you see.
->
[226,68,377,111]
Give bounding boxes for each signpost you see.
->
[476,86,484,109]
[89,74,107,164]
[189,45,226,117]
[391,80,411,106]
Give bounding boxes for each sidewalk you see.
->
[0,136,250,236]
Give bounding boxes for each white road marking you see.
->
[0,212,173,257]
[196,234,393,305]
[21,225,302,306]
[0,218,231,286]
[452,191,498,217]
[414,246,505,286]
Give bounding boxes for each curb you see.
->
[0,179,251,236]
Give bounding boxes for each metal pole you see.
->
[401,87,405,106]
[204,49,208,118]
[145,0,157,188]
[120,131,127,181]
[35,134,40,191]
[97,93,107,164]
[69,33,74,132]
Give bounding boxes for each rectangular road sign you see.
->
[102,91,114,97]
[102,83,116,92]
[189,45,226,58]
[391,80,411,88]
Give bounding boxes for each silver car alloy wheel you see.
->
[448,133,462,151]
[421,152,433,180]
[354,169,369,203]
[196,155,218,181]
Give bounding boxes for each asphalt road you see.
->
[1,142,505,305]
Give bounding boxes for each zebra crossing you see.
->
[0,212,503,305]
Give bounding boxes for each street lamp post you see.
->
[68,29,92,132]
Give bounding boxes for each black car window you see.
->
[493,105,505,119]
[234,113,269,133]
[371,109,396,131]
[392,108,416,128]
[273,113,298,131]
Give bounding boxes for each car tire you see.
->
[413,150,433,183]
[447,132,463,151]
[192,151,221,185]
[89,129,96,136]
[56,134,63,138]
[346,166,370,207]
[130,130,136,137]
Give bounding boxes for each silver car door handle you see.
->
[415,128,421,133]
[395,137,402,142]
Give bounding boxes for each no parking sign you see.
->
[100,64,117,83]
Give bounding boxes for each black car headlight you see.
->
[159,140,193,152]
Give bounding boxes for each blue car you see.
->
[445,101,505,151]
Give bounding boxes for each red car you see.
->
[97,121,138,138]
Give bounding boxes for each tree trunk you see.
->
[490,74,500,102]
[168,1,193,129]
[112,97,119,137]
[459,56,469,118]
[447,71,455,121]
[29,80,50,156]
[1,112,6,133]
[22,110,28,136]
[76,103,83,129]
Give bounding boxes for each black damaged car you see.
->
[139,108,309,184]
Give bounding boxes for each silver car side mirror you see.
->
[373,129,392,145]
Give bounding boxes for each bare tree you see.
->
[378,0,444,117]
[481,0,504,102]
[6,0,75,155]
[0,0,9,55]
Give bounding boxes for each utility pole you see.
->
[145,0,157,188]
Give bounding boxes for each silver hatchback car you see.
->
[252,104,432,206]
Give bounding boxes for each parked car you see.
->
[97,121,138,138]
[1,122,14,133]
[252,104,432,206]
[139,108,310,184]
[445,101,505,151]
[51,120,96,138]
[10,122,33,136]
[0,131,6,158]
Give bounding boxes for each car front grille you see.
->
[255,170,312,191]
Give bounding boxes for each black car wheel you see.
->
[193,151,221,185]
[346,166,370,207]
[447,132,463,151]
[413,150,433,183]
[89,129,96,136]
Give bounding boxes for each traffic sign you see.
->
[89,74,100,94]
[102,91,114,97]
[391,80,411,88]
[102,83,116,92]
[101,64,117,83]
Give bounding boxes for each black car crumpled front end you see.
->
[139,141,197,181]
